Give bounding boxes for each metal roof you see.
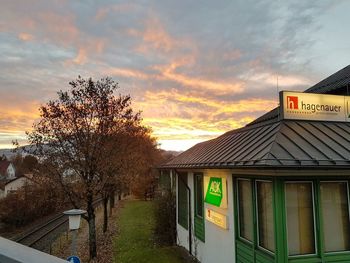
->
[161,65,350,169]
[305,65,350,95]
[161,120,350,169]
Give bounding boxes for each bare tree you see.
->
[25,76,141,259]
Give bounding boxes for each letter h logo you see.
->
[287,96,298,109]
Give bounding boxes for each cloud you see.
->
[0,0,343,151]
[134,89,277,145]
[72,48,87,65]
[18,33,34,41]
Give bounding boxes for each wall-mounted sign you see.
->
[205,208,228,229]
[280,91,350,122]
[204,176,227,208]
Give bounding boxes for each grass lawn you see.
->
[113,200,188,263]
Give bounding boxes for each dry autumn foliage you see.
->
[24,76,154,260]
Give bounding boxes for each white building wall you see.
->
[176,169,236,263]
[6,164,16,180]
[4,177,30,197]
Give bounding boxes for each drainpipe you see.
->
[174,169,192,256]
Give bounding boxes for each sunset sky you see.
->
[1,0,350,151]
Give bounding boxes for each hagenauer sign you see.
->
[280,91,350,122]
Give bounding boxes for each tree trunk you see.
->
[87,195,97,259]
[109,192,115,217]
[103,196,108,233]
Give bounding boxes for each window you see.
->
[237,179,253,241]
[320,182,350,252]
[194,173,205,241]
[194,173,204,218]
[285,182,315,256]
[178,173,188,229]
[159,170,171,190]
[256,180,275,252]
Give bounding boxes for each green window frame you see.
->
[320,181,350,253]
[237,178,253,242]
[235,177,350,263]
[285,181,316,257]
[256,180,275,253]
[235,177,276,262]
[194,173,205,242]
[178,173,188,230]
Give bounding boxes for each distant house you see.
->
[0,174,33,199]
[0,161,16,180]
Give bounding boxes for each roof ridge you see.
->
[260,121,283,162]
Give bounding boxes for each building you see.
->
[160,65,350,263]
[0,174,33,198]
[0,160,16,180]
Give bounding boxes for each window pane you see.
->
[257,181,275,252]
[195,174,203,217]
[238,179,253,241]
[285,182,315,255]
[178,173,188,229]
[320,182,350,252]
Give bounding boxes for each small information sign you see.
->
[67,256,81,263]
[205,208,228,229]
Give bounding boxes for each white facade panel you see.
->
[176,169,235,263]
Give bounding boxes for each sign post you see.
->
[63,209,86,262]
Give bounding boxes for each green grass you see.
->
[113,200,187,263]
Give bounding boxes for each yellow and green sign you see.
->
[204,176,227,208]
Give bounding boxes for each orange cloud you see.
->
[135,89,277,146]
[128,16,194,55]
[18,33,34,41]
[139,90,275,116]
[161,65,244,94]
[0,102,40,148]
[106,67,149,79]
[141,17,175,52]
[72,48,87,65]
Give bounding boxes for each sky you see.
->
[1,0,350,151]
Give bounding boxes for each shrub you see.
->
[154,190,176,245]
[0,183,65,227]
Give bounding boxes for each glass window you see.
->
[178,173,188,229]
[256,180,275,252]
[194,173,204,218]
[238,179,253,241]
[285,182,315,256]
[320,182,350,252]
